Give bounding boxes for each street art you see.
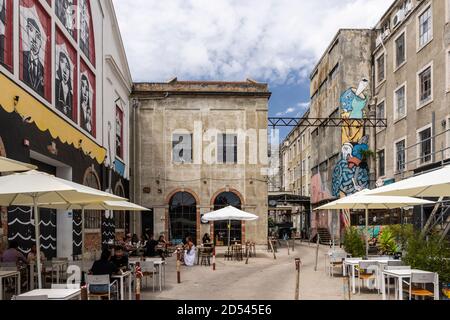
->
[332,79,371,227]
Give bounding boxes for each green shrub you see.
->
[386,224,414,251]
[378,228,399,255]
[403,232,450,284]
[343,227,365,258]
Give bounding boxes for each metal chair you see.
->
[328,251,347,277]
[357,261,379,294]
[86,275,118,300]
[407,272,438,300]
[141,261,157,291]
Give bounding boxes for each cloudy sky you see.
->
[114,0,393,137]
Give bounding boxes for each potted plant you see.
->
[343,226,365,258]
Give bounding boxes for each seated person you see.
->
[27,244,47,264]
[89,249,119,297]
[1,241,27,265]
[202,233,212,246]
[144,234,159,258]
[110,246,129,271]
[183,237,196,267]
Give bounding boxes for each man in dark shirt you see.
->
[110,246,128,270]
[89,249,119,298]
[145,234,159,257]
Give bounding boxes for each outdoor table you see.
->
[0,270,21,300]
[111,271,132,300]
[343,258,396,294]
[381,269,439,301]
[17,288,81,300]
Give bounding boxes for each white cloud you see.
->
[276,101,310,116]
[114,0,393,84]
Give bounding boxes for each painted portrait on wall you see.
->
[55,29,77,122]
[0,0,13,71]
[80,62,95,137]
[55,0,76,39]
[79,0,95,65]
[19,0,51,101]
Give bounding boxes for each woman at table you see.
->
[183,237,196,267]
[202,233,211,246]
[89,249,119,299]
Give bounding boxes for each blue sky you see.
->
[114,0,393,140]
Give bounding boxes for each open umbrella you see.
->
[0,156,37,172]
[0,170,126,288]
[201,206,259,251]
[315,189,434,258]
[365,165,450,197]
[40,200,150,268]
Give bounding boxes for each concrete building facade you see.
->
[373,0,450,230]
[308,29,375,241]
[131,79,271,245]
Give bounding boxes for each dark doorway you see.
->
[142,209,154,239]
[213,192,242,246]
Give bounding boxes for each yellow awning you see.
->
[0,73,106,164]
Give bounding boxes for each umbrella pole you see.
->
[228,219,231,254]
[33,197,43,289]
[81,206,85,272]
[365,205,369,259]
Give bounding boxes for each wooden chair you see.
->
[357,261,379,294]
[86,275,118,300]
[407,272,438,300]
[200,247,212,266]
[328,251,347,277]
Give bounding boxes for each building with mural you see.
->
[308,29,375,243]
[0,0,132,259]
[130,79,270,245]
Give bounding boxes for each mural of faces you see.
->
[80,70,94,136]
[55,0,76,38]
[80,0,90,59]
[55,31,76,121]
[20,0,51,100]
[0,0,6,63]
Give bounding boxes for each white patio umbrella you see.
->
[315,189,434,258]
[365,165,450,197]
[0,156,37,172]
[201,206,259,250]
[40,200,151,269]
[0,170,126,288]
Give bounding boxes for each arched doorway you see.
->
[213,192,242,246]
[168,192,197,244]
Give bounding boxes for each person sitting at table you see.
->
[144,234,159,258]
[131,234,139,246]
[183,237,196,267]
[158,235,168,256]
[27,244,47,264]
[202,233,212,245]
[110,246,129,271]
[89,249,119,299]
[1,240,27,265]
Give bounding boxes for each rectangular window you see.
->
[115,106,123,159]
[329,63,339,81]
[448,50,450,92]
[218,134,237,164]
[172,134,193,163]
[418,6,432,48]
[376,54,385,84]
[419,127,432,164]
[395,32,406,68]
[0,0,13,72]
[396,140,406,172]
[418,66,432,105]
[376,101,385,119]
[378,150,385,177]
[395,85,406,120]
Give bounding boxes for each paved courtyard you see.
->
[141,242,381,300]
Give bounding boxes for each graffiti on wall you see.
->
[332,79,371,227]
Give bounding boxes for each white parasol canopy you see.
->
[0,156,37,173]
[365,165,450,197]
[0,170,126,289]
[315,189,434,258]
[202,206,259,250]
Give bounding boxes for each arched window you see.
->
[213,192,242,246]
[83,167,101,229]
[169,192,197,244]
